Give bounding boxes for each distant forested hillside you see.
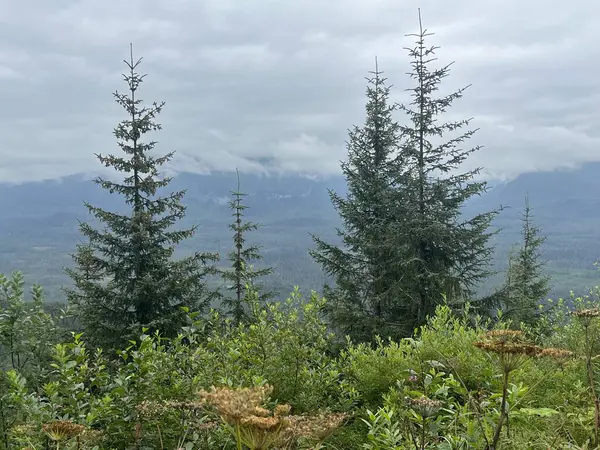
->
[1,163,600,302]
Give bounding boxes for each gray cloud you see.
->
[0,0,599,182]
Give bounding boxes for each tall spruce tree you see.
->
[64,46,217,349]
[216,170,275,324]
[310,60,407,341]
[313,12,501,341]
[502,196,550,325]
[384,10,500,328]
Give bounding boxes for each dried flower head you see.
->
[539,347,573,359]
[539,347,574,369]
[241,415,287,431]
[280,412,348,446]
[405,396,443,418]
[573,308,600,318]
[474,330,541,372]
[198,384,274,425]
[250,406,272,418]
[274,404,292,417]
[198,385,291,449]
[573,308,600,327]
[42,421,85,442]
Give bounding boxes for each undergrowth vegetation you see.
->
[2,272,600,449]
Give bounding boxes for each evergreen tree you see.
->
[385,10,500,328]
[313,13,499,341]
[502,196,550,325]
[216,170,275,324]
[310,60,407,341]
[64,46,217,349]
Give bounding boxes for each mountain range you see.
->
[1,163,600,302]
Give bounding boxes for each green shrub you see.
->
[6,278,600,449]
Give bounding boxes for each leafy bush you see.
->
[6,272,600,449]
[2,284,351,449]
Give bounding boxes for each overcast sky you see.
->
[0,0,598,183]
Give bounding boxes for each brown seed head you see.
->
[197,384,274,425]
[250,406,272,417]
[281,412,348,444]
[539,348,574,359]
[573,308,600,327]
[42,421,85,441]
[274,404,292,417]
[539,347,574,369]
[474,330,541,372]
[573,308,600,318]
[241,415,285,431]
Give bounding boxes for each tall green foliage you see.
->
[0,271,59,385]
[386,11,499,327]
[4,287,348,450]
[502,196,550,325]
[311,60,406,342]
[216,170,275,324]
[64,46,217,349]
[0,272,62,448]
